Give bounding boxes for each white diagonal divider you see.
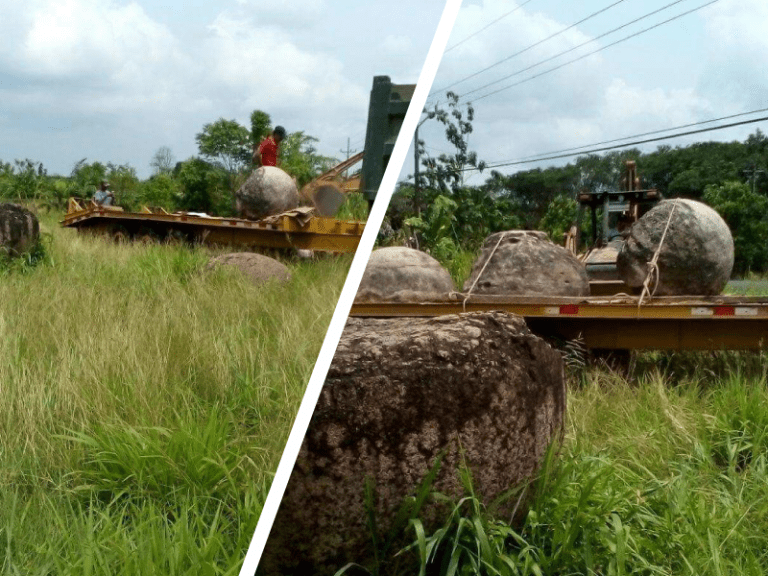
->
[238,1,464,573]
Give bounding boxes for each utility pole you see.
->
[746,166,765,194]
[414,125,420,200]
[339,137,358,178]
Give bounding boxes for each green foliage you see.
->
[136,173,182,210]
[337,192,369,221]
[279,131,337,188]
[250,110,272,144]
[704,180,768,275]
[195,118,251,175]
[175,157,231,215]
[538,194,578,245]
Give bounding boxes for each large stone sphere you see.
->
[235,166,299,220]
[463,231,589,296]
[205,252,291,285]
[0,203,40,257]
[617,199,734,295]
[356,246,454,301]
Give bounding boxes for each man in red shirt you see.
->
[253,125,286,167]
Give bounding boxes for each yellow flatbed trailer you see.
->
[61,199,365,253]
[350,294,768,351]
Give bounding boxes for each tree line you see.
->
[391,93,768,276]
[0,110,336,217]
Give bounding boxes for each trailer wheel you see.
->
[590,348,632,375]
[111,226,130,244]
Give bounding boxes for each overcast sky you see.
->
[404,0,768,185]
[0,0,447,179]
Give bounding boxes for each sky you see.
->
[403,0,768,185]
[0,0,447,178]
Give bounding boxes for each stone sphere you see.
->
[0,203,40,257]
[235,166,299,220]
[463,231,589,296]
[205,252,291,285]
[617,199,734,295]
[356,246,454,301]
[260,312,566,575]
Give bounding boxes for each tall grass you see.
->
[0,210,350,574]
[350,366,768,576]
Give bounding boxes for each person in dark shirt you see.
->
[253,125,286,167]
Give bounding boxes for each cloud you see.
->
[202,13,366,112]
[381,35,413,55]
[227,0,324,28]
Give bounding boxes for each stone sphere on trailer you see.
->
[617,198,734,296]
[463,230,590,296]
[0,203,40,258]
[356,246,454,301]
[235,166,299,220]
[205,252,291,286]
[259,312,566,575]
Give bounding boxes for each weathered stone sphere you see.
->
[235,166,299,220]
[617,199,734,295]
[463,230,589,296]
[0,203,40,257]
[205,252,291,285]
[259,312,566,575]
[356,246,454,301]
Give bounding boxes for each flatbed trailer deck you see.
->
[61,199,365,253]
[350,294,768,351]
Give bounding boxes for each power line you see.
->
[433,0,631,97]
[475,114,768,171]
[514,107,768,161]
[443,0,537,54]
[471,0,720,103]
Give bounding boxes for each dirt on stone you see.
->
[205,252,291,285]
[259,311,566,575]
[356,246,455,301]
[0,203,40,257]
[235,166,299,220]
[463,230,589,296]
[617,199,734,295]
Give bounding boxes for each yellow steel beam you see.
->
[61,205,365,253]
[350,295,768,351]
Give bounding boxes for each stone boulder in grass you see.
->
[259,312,566,575]
[356,246,454,301]
[235,166,299,220]
[463,230,589,296]
[617,199,734,296]
[205,252,291,286]
[0,203,40,257]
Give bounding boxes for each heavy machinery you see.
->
[565,161,661,295]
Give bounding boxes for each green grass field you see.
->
[0,210,351,575]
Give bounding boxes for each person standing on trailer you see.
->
[253,125,286,168]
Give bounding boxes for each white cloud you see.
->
[381,35,412,55]
[202,14,366,111]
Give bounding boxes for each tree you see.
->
[417,91,486,196]
[195,118,251,176]
[250,110,272,145]
[703,180,768,274]
[278,131,336,187]
[150,146,175,175]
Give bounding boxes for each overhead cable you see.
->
[475,113,768,171]
[470,0,720,103]
[433,0,631,96]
